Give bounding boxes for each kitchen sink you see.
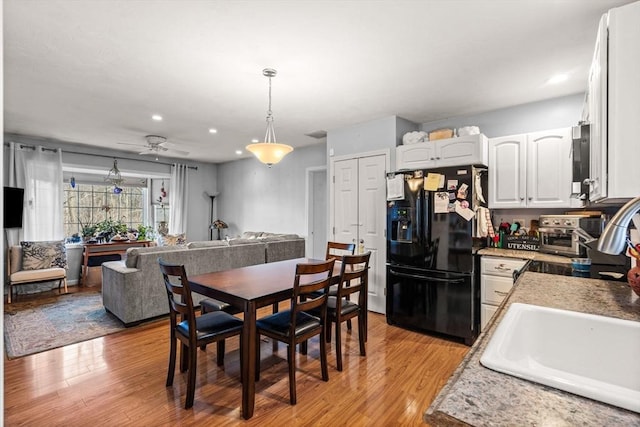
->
[480,303,640,413]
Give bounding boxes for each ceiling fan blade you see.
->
[160,141,180,148]
[167,149,190,156]
[118,142,146,147]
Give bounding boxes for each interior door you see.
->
[332,153,387,314]
[333,158,359,247]
[358,155,387,314]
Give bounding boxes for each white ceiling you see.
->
[3,0,634,164]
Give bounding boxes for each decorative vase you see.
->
[157,221,168,236]
[628,259,640,297]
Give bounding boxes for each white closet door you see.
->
[333,158,359,247]
[358,154,386,314]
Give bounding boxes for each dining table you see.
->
[188,257,344,419]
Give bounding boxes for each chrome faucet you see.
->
[597,195,640,254]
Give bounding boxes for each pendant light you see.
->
[105,159,124,194]
[246,68,293,166]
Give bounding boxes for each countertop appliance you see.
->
[386,165,486,346]
[538,214,603,257]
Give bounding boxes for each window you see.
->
[64,185,148,237]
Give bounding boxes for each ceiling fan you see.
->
[118,135,190,159]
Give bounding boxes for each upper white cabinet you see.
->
[396,134,488,170]
[587,15,607,201]
[588,2,640,203]
[489,128,579,209]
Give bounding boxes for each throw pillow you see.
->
[21,240,67,270]
[161,233,187,246]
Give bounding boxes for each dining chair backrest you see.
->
[325,241,356,262]
[158,258,196,337]
[337,252,370,302]
[290,259,335,329]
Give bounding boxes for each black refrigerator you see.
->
[386,165,486,345]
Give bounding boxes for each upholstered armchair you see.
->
[7,241,68,303]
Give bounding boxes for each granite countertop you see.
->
[477,247,572,264]
[424,270,640,426]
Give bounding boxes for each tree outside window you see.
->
[64,185,147,238]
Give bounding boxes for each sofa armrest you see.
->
[102,260,138,274]
[101,260,146,326]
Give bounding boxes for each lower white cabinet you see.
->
[480,256,527,331]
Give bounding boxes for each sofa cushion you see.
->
[187,240,229,249]
[20,240,67,270]
[240,231,262,239]
[125,245,188,268]
[229,238,263,246]
[10,267,66,284]
[258,234,300,241]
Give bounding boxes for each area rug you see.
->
[4,291,125,359]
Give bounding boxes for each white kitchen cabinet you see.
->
[396,134,487,170]
[587,16,607,202]
[587,2,640,203]
[480,256,527,331]
[488,128,579,209]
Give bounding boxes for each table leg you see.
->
[242,301,257,419]
[81,251,89,286]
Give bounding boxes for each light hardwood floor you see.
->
[4,287,469,426]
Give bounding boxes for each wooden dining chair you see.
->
[324,252,370,371]
[325,241,356,261]
[158,258,244,409]
[255,259,335,405]
[325,241,357,330]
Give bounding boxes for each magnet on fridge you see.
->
[457,183,469,199]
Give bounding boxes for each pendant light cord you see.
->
[264,70,276,143]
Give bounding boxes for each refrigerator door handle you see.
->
[388,269,465,283]
[416,190,423,244]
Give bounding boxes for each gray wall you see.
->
[327,115,397,158]
[327,115,419,167]
[216,143,326,238]
[421,93,584,137]
[3,134,218,241]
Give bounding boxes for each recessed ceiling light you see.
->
[251,138,259,143]
[152,114,163,121]
[548,73,569,84]
[209,128,218,134]
[235,150,242,155]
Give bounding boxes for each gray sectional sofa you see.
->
[101,235,305,326]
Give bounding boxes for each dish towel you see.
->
[476,206,495,238]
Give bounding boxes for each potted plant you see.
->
[95,218,128,241]
[137,224,152,241]
[81,224,98,242]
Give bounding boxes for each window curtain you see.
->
[6,142,64,245]
[168,163,189,235]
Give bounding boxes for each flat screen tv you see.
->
[4,186,25,229]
